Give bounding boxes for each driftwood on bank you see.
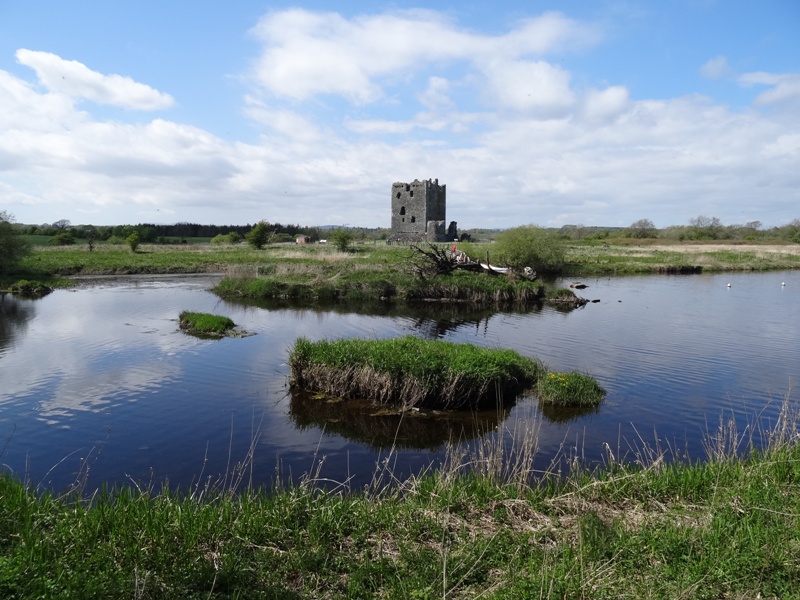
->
[406,243,457,278]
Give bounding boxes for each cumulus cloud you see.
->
[247,9,600,105]
[15,49,174,110]
[482,59,575,116]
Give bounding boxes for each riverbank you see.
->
[2,396,798,598]
[6,240,799,306]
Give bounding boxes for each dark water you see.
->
[1,271,798,493]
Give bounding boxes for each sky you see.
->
[1,1,798,230]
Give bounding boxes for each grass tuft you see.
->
[537,370,606,406]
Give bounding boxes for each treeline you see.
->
[20,221,398,245]
[22,221,302,243]
[16,215,800,246]
[558,216,800,243]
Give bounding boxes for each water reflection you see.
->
[538,401,601,424]
[0,295,36,358]
[288,388,511,450]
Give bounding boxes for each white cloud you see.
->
[700,55,732,79]
[15,49,174,110]
[481,59,575,116]
[739,71,800,108]
[247,9,600,104]
[581,86,630,123]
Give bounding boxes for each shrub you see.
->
[537,371,605,406]
[211,232,242,245]
[331,228,354,252]
[492,225,565,272]
[48,232,75,246]
[126,232,140,252]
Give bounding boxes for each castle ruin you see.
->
[390,178,447,242]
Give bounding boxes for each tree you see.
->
[492,225,566,272]
[628,218,658,239]
[688,215,723,240]
[330,228,354,252]
[51,219,71,230]
[0,211,31,274]
[83,226,98,252]
[246,221,273,249]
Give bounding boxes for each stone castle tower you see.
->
[390,178,447,242]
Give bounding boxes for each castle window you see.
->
[400,206,406,215]
[409,191,414,197]
[411,216,416,223]
[396,192,401,199]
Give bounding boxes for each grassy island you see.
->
[178,311,235,337]
[289,336,545,410]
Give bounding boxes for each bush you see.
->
[211,232,242,245]
[126,232,140,252]
[331,228,354,252]
[492,225,565,272]
[48,232,75,246]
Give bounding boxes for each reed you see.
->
[289,336,544,410]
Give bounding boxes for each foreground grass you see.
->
[2,398,799,598]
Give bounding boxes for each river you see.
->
[1,270,797,493]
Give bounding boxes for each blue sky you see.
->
[1,1,798,229]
